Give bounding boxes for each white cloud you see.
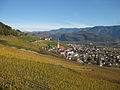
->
[7,22,93,31]
[65,21,93,28]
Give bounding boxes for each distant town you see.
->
[42,38,120,67]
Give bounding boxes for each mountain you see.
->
[52,31,116,42]
[29,25,120,39]
[31,31,52,37]
[50,25,120,38]
[28,25,120,45]
[50,31,120,46]
[49,27,91,34]
[88,25,120,38]
[28,27,92,38]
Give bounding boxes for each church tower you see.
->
[57,38,60,48]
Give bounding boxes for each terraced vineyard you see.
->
[0,43,120,90]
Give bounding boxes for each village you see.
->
[43,38,120,67]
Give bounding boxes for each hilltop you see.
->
[0,22,25,36]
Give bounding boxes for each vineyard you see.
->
[0,43,120,90]
[0,36,64,58]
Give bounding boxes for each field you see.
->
[0,43,120,90]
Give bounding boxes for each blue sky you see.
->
[0,0,120,31]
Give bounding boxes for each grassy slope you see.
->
[0,36,63,58]
[0,36,39,50]
[0,44,120,90]
[20,35,40,42]
[32,39,67,48]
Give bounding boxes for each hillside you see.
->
[29,25,120,38]
[50,25,120,38]
[49,28,90,34]
[51,31,117,42]
[0,22,25,36]
[40,31,120,46]
[29,25,120,45]
[0,44,120,89]
[0,22,120,89]
[88,25,120,38]
[0,22,64,57]
[0,35,65,58]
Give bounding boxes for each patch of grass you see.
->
[33,40,57,47]
[19,35,40,42]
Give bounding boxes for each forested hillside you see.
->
[0,22,25,36]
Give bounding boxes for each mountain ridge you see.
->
[28,25,120,38]
[28,25,120,45]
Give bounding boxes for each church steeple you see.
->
[57,38,60,48]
